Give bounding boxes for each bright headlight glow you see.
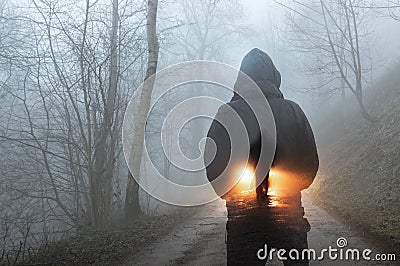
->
[238,166,255,191]
[268,169,278,196]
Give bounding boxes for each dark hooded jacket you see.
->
[204,48,319,195]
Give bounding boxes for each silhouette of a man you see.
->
[205,48,319,265]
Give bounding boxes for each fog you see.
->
[0,0,399,263]
[239,0,400,119]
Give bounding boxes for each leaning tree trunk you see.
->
[125,0,159,221]
[355,91,374,123]
[320,0,374,123]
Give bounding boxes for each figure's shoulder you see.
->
[275,98,303,112]
[217,100,241,114]
[210,101,248,127]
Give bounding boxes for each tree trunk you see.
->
[356,93,375,123]
[125,0,159,221]
[90,0,119,227]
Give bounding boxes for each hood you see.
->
[232,48,283,100]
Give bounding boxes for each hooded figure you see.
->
[204,48,319,198]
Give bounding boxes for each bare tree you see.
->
[0,3,147,257]
[168,0,246,61]
[278,0,375,122]
[365,0,400,21]
[125,0,160,220]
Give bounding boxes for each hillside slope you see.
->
[310,64,400,254]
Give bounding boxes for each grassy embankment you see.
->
[309,64,400,254]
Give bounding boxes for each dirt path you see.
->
[303,191,394,266]
[125,193,396,265]
[123,199,227,266]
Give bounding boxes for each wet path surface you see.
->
[224,190,309,265]
[126,192,394,265]
[303,191,393,266]
[123,200,227,266]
